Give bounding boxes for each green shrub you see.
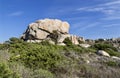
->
[8,37,23,44]
[91,43,120,56]
[9,42,62,70]
[0,44,9,50]
[92,43,117,51]
[0,63,19,78]
[105,48,120,57]
[106,61,118,67]
[40,40,52,45]
[63,37,73,47]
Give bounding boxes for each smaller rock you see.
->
[15,55,20,58]
[34,40,42,43]
[27,40,35,43]
[57,43,66,46]
[85,60,90,64]
[97,50,110,57]
[48,40,55,45]
[79,44,91,48]
[111,56,120,60]
[70,35,79,45]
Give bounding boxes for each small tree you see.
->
[9,37,23,44]
[63,37,73,46]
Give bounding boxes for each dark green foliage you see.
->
[62,44,95,54]
[105,48,120,57]
[78,40,84,44]
[9,41,62,70]
[95,39,105,43]
[92,43,117,51]
[0,44,9,50]
[7,37,95,74]
[91,43,120,56]
[106,61,118,67]
[40,40,51,45]
[9,37,23,44]
[1,37,120,78]
[63,37,73,46]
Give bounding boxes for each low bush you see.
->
[63,37,73,47]
[106,61,118,67]
[0,63,19,78]
[1,37,120,78]
[91,43,117,51]
[9,41,62,70]
[91,43,120,57]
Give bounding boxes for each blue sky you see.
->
[0,0,120,42]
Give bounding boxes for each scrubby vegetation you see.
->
[0,37,120,78]
[91,43,120,57]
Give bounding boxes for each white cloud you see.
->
[80,22,100,30]
[77,0,120,16]
[71,22,100,32]
[102,16,120,20]
[8,11,23,16]
[102,24,120,28]
[102,0,120,6]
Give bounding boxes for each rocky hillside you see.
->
[0,19,120,78]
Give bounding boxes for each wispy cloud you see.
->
[71,22,100,32]
[77,0,120,20]
[102,24,120,28]
[8,11,23,16]
[80,22,100,30]
[101,0,120,6]
[102,16,120,20]
[77,7,115,15]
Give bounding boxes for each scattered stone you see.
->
[85,60,90,64]
[48,40,55,45]
[79,44,91,48]
[97,50,110,57]
[57,43,66,46]
[111,56,120,60]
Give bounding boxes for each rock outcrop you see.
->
[21,18,84,45]
[70,35,79,45]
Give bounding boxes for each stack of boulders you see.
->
[21,18,85,45]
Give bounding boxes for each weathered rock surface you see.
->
[70,35,79,45]
[21,19,69,42]
[36,19,69,34]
